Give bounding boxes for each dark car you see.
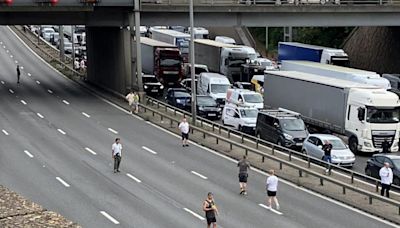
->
[143,74,164,97]
[365,154,400,185]
[255,109,308,150]
[197,95,222,120]
[166,88,191,112]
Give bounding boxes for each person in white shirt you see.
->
[379,162,393,197]
[178,118,190,147]
[266,169,280,210]
[112,138,123,173]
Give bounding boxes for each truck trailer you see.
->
[264,70,400,153]
[151,29,190,63]
[278,42,349,66]
[194,39,256,82]
[281,60,391,90]
[138,37,184,86]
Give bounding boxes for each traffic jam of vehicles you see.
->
[47,24,400,176]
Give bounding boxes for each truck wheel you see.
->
[349,137,359,154]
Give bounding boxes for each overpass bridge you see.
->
[1,0,400,95]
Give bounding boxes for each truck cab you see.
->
[345,88,400,153]
[226,88,264,109]
[197,73,231,107]
[155,48,183,85]
[320,48,349,67]
[222,103,258,134]
[221,46,256,82]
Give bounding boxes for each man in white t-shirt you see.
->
[178,118,190,147]
[112,138,122,173]
[266,169,280,210]
[379,162,393,198]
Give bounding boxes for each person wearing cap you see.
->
[322,140,332,174]
[203,192,218,228]
[379,162,393,197]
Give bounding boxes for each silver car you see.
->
[302,134,356,167]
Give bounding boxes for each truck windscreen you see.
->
[211,84,230,94]
[160,58,181,67]
[367,107,400,123]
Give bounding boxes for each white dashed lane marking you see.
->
[9,89,14,94]
[2,130,9,136]
[84,147,97,155]
[259,204,283,215]
[107,128,118,134]
[47,89,53,94]
[100,211,120,225]
[24,150,34,158]
[142,146,158,155]
[36,80,40,85]
[20,100,27,105]
[27,73,31,77]
[57,129,66,135]
[1,81,4,84]
[56,177,70,187]
[62,100,70,105]
[37,113,44,119]
[126,173,142,183]
[190,171,208,180]
[82,112,90,118]
[183,208,205,221]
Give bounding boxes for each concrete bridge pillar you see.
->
[86,26,133,94]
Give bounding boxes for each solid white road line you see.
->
[36,80,40,85]
[84,147,97,155]
[62,100,70,105]
[108,128,118,134]
[126,173,142,183]
[27,73,31,77]
[24,150,34,158]
[183,208,205,221]
[57,129,66,135]
[190,171,208,180]
[47,89,53,94]
[9,89,14,94]
[259,204,283,215]
[82,112,90,118]
[37,113,44,119]
[56,177,70,187]
[100,211,120,225]
[2,130,9,136]
[142,146,158,155]
[20,100,27,105]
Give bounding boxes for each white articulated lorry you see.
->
[264,70,400,153]
[194,39,256,82]
[281,60,391,90]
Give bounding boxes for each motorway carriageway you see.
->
[0,26,397,228]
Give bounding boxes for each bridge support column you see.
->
[86,26,133,94]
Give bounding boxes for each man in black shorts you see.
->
[266,169,280,210]
[178,118,190,147]
[203,192,218,228]
[238,155,251,195]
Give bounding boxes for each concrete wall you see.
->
[86,26,132,94]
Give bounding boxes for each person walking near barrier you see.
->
[379,162,393,198]
[126,91,139,114]
[203,192,218,228]
[238,155,251,195]
[266,169,280,210]
[112,138,122,173]
[322,141,332,174]
[16,65,21,83]
[178,117,190,147]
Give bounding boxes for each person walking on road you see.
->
[178,117,190,147]
[322,141,332,174]
[266,169,280,210]
[16,65,21,84]
[126,91,139,114]
[238,155,251,195]
[382,139,390,153]
[203,192,218,228]
[379,162,393,198]
[112,138,122,173]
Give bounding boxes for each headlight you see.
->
[199,106,204,111]
[217,108,222,112]
[283,133,293,140]
[364,142,372,147]
[144,85,148,89]
[176,99,182,103]
[160,85,164,89]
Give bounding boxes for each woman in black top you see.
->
[203,192,218,228]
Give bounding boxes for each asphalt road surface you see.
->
[0,26,397,228]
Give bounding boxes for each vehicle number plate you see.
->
[151,89,158,92]
[208,113,216,116]
[296,143,303,146]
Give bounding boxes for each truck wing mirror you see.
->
[357,107,366,121]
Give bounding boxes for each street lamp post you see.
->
[189,0,197,125]
[134,0,144,101]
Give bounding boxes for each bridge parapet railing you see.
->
[142,0,400,6]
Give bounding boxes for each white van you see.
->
[222,103,258,133]
[197,72,231,106]
[215,36,236,45]
[226,89,264,109]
